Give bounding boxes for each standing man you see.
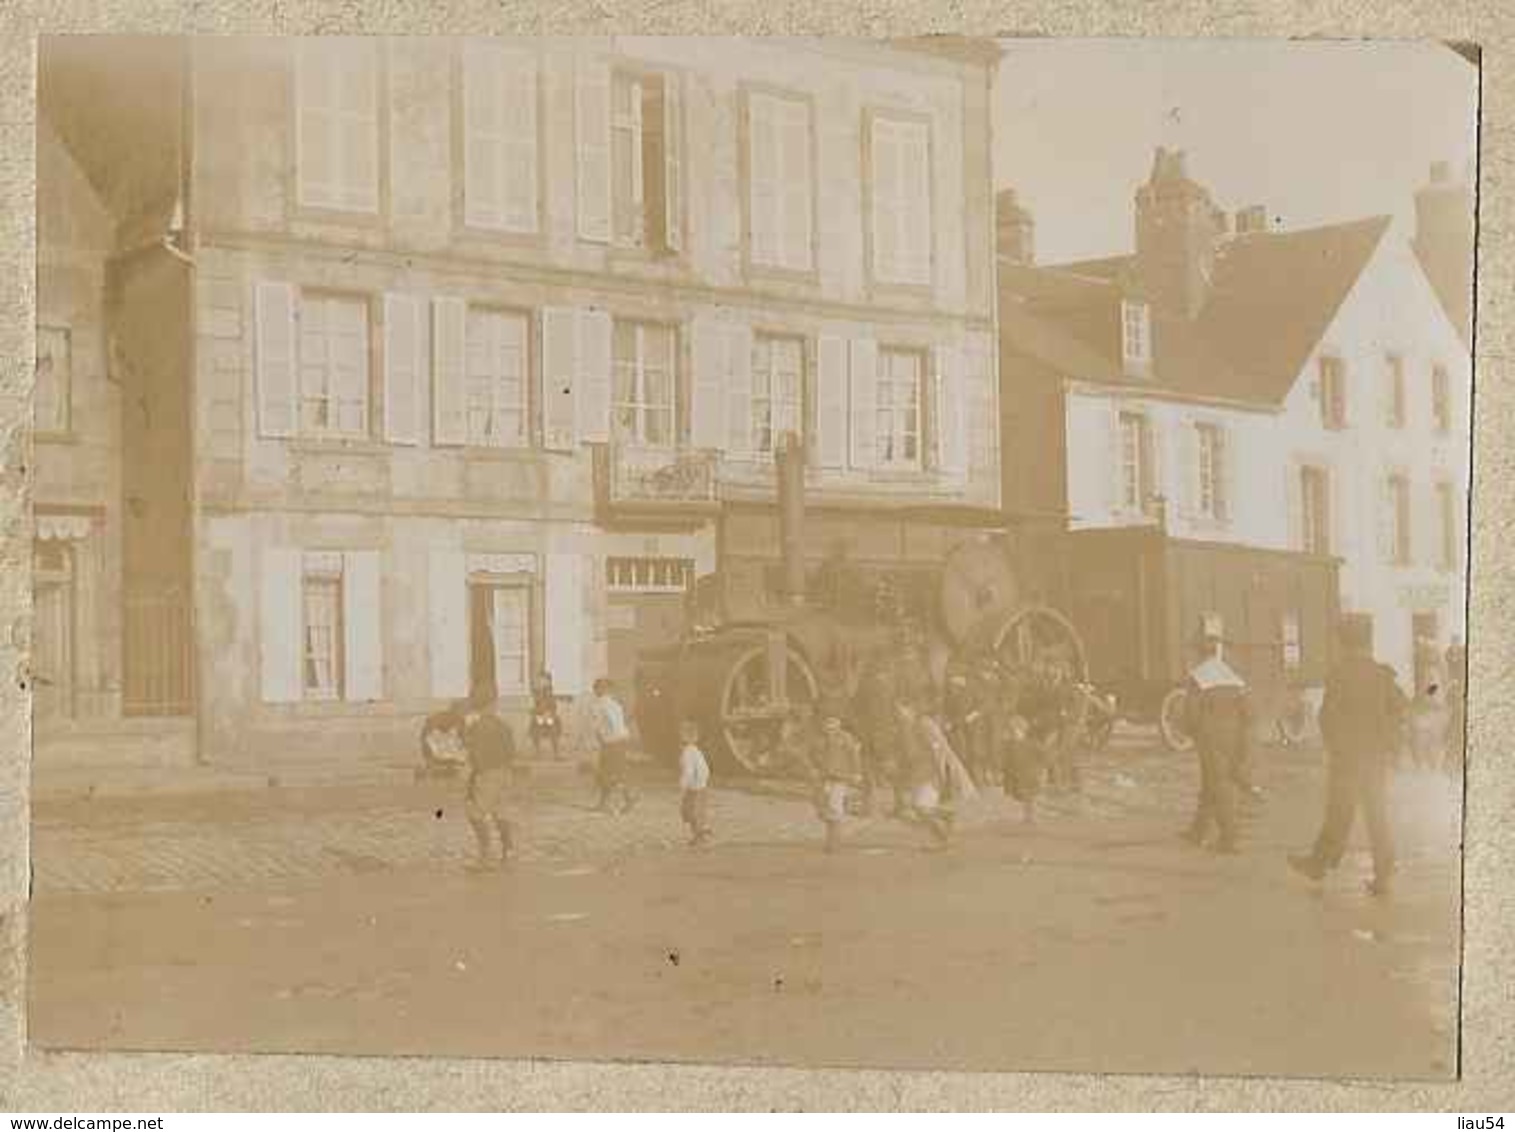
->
[1289,615,1407,897]
[461,694,517,871]
[1179,630,1251,855]
[591,677,638,814]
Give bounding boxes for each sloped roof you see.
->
[1001,215,1393,408]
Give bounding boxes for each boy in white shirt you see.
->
[591,677,638,814]
[677,719,713,847]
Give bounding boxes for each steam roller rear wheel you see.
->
[715,641,820,776]
[990,605,1092,745]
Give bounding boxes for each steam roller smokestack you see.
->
[776,430,806,607]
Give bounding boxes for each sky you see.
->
[993,39,1479,265]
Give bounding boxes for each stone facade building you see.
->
[39,36,1001,766]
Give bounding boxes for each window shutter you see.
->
[1144,417,1163,518]
[690,314,725,450]
[1377,477,1397,563]
[541,306,579,451]
[1177,420,1198,519]
[259,547,303,704]
[574,60,612,243]
[725,322,754,456]
[576,307,613,444]
[816,334,849,470]
[338,43,380,214]
[1104,405,1124,517]
[662,72,683,253]
[934,343,966,482]
[544,552,586,695]
[870,118,899,283]
[748,93,780,267]
[502,51,539,234]
[431,297,467,446]
[1216,427,1235,523]
[779,100,811,271]
[343,550,383,703]
[1285,464,1303,551]
[848,337,878,470]
[428,549,469,699]
[294,46,336,210]
[900,122,931,285]
[255,281,298,439]
[382,293,425,445]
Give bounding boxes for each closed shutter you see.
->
[256,281,298,439]
[690,315,726,451]
[342,550,383,703]
[1285,463,1303,551]
[1378,476,1397,563]
[816,334,849,470]
[662,72,683,252]
[899,121,931,285]
[541,306,579,451]
[428,549,469,699]
[575,60,612,243]
[382,293,425,445]
[870,118,900,283]
[1177,419,1198,519]
[1216,426,1236,523]
[1105,404,1124,518]
[848,337,878,470]
[1144,417,1163,517]
[779,99,811,271]
[431,297,467,446]
[337,43,380,214]
[725,322,754,457]
[934,342,966,482]
[576,307,613,443]
[748,93,780,267]
[259,547,303,704]
[462,43,539,234]
[544,552,586,695]
[294,45,335,210]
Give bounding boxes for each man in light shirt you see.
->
[591,677,638,814]
[677,719,713,847]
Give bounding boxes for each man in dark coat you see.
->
[462,695,518,870]
[1179,632,1252,854]
[1289,615,1408,897]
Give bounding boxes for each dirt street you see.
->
[28,739,1461,1079]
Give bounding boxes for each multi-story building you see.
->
[1000,149,1473,700]
[38,35,1001,766]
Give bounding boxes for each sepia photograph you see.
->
[25,34,1476,1080]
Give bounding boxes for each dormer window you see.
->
[1121,300,1151,372]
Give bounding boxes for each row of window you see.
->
[1113,409,1460,569]
[255,281,967,474]
[269,549,694,704]
[1316,354,1453,434]
[295,40,936,287]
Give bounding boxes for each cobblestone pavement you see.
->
[32,735,1462,900]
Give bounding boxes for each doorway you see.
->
[468,581,531,704]
[33,541,75,723]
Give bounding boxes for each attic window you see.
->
[1121,300,1151,371]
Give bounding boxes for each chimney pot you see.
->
[1235,205,1269,235]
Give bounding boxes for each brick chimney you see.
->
[1134,148,1224,320]
[996,187,1036,267]
[1413,160,1475,340]
[1234,204,1270,236]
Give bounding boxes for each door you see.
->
[33,543,74,722]
[469,582,531,703]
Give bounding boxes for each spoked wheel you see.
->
[717,639,820,775]
[1159,686,1194,752]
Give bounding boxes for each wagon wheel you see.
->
[1159,686,1195,753]
[717,640,820,776]
[991,606,1088,686]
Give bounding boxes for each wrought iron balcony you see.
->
[597,441,720,519]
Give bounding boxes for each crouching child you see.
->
[678,720,713,847]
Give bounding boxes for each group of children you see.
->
[429,654,1078,871]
